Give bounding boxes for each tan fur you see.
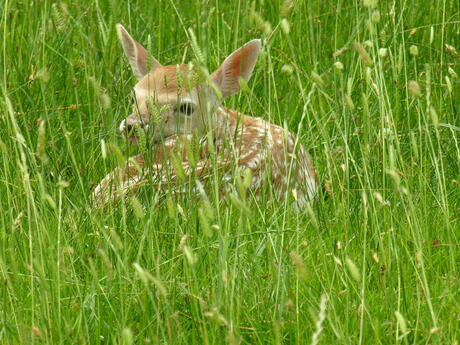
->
[93,25,318,207]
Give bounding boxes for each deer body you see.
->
[92,25,318,206]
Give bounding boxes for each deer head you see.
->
[116,24,261,144]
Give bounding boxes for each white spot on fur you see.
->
[245,156,260,169]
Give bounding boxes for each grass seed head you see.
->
[353,42,373,66]
[345,257,361,281]
[121,327,133,345]
[310,294,328,345]
[182,245,197,265]
[251,10,272,36]
[394,311,408,335]
[333,61,344,70]
[363,0,378,8]
[290,251,308,279]
[333,47,347,57]
[281,64,294,75]
[280,0,294,17]
[429,106,439,128]
[445,44,458,56]
[51,2,68,33]
[429,327,441,335]
[333,256,342,265]
[57,180,69,189]
[372,252,379,263]
[31,326,44,340]
[344,94,355,111]
[445,76,452,93]
[100,139,107,159]
[107,142,126,166]
[311,71,325,87]
[280,18,291,34]
[100,93,111,109]
[130,197,145,219]
[448,67,458,79]
[36,119,46,158]
[36,67,50,83]
[188,28,206,65]
[378,48,388,58]
[407,80,421,98]
[371,10,381,23]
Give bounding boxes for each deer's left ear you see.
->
[210,39,261,98]
[116,24,162,80]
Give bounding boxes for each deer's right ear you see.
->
[210,39,261,98]
[116,24,162,80]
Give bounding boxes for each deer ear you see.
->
[210,39,261,98]
[116,24,162,80]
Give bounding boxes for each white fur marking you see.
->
[119,119,126,133]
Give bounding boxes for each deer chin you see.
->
[126,135,140,145]
[122,131,176,146]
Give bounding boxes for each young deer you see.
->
[92,24,318,207]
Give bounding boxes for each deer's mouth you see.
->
[121,126,176,146]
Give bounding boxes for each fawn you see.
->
[93,24,318,207]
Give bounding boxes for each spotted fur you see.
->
[92,25,318,207]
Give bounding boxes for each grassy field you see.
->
[1,0,459,344]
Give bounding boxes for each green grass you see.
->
[1,0,459,344]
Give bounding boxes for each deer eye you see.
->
[179,103,194,116]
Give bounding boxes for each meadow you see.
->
[0,0,459,344]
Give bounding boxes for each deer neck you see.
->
[214,106,245,138]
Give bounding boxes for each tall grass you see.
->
[1,0,459,344]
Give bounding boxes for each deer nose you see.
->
[125,124,137,133]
